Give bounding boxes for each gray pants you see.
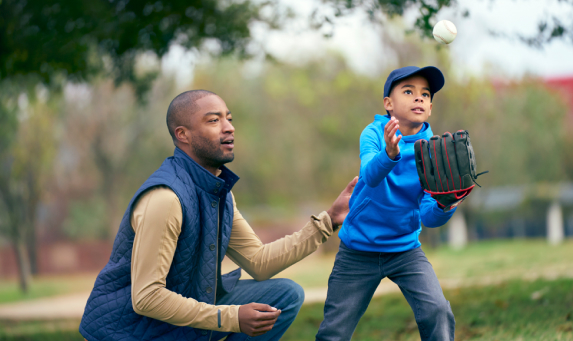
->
[316,242,455,341]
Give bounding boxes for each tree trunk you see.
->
[13,241,31,293]
[26,224,38,274]
[26,173,39,274]
[100,173,121,240]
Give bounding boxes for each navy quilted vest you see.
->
[79,148,241,341]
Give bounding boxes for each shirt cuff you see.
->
[432,201,456,215]
[377,149,401,170]
[316,210,334,233]
[386,150,402,162]
[230,305,241,333]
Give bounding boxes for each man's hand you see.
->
[384,117,402,160]
[238,303,281,337]
[327,176,359,228]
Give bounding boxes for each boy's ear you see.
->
[383,97,393,112]
[428,102,432,118]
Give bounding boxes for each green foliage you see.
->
[0,0,260,92]
[431,78,569,186]
[320,0,455,39]
[1,44,568,243]
[283,277,573,340]
[0,80,60,286]
[193,57,383,208]
[0,91,18,151]
[191,56,569,211]
[1,0,571,100]
[62,198,108,240]
[55,78,176,238]
[321,0,573,48]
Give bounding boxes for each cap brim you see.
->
[391,66,445,97]
[414,66,445,95]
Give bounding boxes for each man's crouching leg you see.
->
[212,278,305,341]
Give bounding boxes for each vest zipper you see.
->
[209,197,221,341]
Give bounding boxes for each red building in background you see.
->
[545,76,573,128]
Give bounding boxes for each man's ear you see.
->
[383,97,393,112]
[174,126,191,145]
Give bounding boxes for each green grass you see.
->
[1,239,573,340]
[427,239,573,282]
[249,239,573,289]
[1,278,571,340]
[283,277,573,341]
[0,320,83,340]
[1,239,571,304]
[0,274,97,305]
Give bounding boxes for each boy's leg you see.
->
[210,278,305,341]
[315,242,383,341]
[385,247,455,341]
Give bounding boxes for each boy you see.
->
[316,66,456,341]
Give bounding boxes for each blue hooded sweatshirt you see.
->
[338,114,455,252]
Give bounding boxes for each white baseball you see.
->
[433,20,457,44]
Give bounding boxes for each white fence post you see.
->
[448,210,468,250]
[547,200,564,245]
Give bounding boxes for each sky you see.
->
[162,0,573,86]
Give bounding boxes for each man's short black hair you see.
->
[166,90,217,143]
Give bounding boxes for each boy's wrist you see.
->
[385,147,399,160]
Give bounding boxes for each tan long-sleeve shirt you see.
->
[130,186,336,333]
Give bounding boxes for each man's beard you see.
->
[190,134,234,169]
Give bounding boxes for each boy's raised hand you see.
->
[384,117,402,160]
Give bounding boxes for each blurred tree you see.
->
[0,0,276,258]
[193,57,382,210]
[0,0,266,287]
[191,45,569,219]
[3,0,569,97]
[58,78,175,238]
[319,0,572,47]
[317,0,457,39]
[0,0,267,96]
[0,82,57,291]
[431,78,569,187]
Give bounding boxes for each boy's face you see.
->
[383,75,432,127]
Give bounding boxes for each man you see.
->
[79,90,357,341]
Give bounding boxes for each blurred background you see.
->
[0,0,572,340]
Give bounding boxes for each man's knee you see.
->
[273,278,305,310]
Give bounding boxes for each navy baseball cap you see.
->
[383,66,445,100]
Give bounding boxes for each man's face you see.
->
[186,95,235,169]
[384,75,433,126]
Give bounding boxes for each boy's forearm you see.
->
[419,195,455,227]
[361,150,401,187]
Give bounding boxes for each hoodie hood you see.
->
[374,114,433,143]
